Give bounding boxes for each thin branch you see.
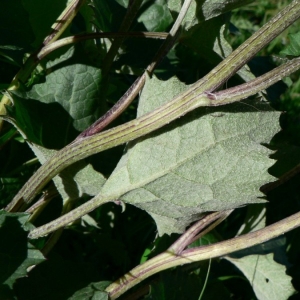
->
[25,52,300,238]
[100,0,144,79]
[168,210,233,254]
[106,210,300,299]
[207,56,300,105]
[76,0,193,139]
[37,32,168,60]
[43,0,86,46]
[6,1,300,214]
[0,0,86,122]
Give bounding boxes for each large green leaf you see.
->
[0,211,45,298]
[99,75,280,235]
[12,45,106,148]
[226,254,295,300]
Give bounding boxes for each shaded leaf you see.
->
[30,144,106,201]
[100,75,279,235]
[0,0,34,60]
[168,0,254,30]
[14,253,104,300]
[23,0,69,48]
[92,0,126,32]
[68,282,110,300]
[12,45,107,148]
[226,254,295,300]
[1,114,106,202]
[0,211,45,298]
[280,31,300,57]
[145,269,202,300]
[138,0,173,32]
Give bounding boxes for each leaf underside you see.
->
[100,75,280,235]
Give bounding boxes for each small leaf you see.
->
[280,31,300,57]
[68,282,110,300]
[226,254,296,300]
[138,0,173,32]
[168,0,254,30]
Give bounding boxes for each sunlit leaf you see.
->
[100,75,279,235]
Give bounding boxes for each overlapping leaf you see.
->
[168,0,254,29]
[226,254,295,300]
[99,75,280,235]
[0,211,45,298]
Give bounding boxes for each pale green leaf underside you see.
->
[31,144,106,201]
[226,254,296,300]
[100,75,280,235]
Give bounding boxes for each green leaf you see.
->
[138,0,173,32]
[280,31,300,57]
[30,144,106,201]
[168,0,254,30]
[0,211,45,298]
[200,0,254,21]
[13,45,107,148]
[99,75,280,235]
[226,254,296,300]
[68,282,110,300]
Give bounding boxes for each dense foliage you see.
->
[1,0,300,299]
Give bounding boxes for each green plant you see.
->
[1,0,300,299]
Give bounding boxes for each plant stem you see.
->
[76,0,193,138]
[100,0,144,80]
[208,56,300,105]
[105,210,300,299]
[37,32,168,60]
[168,210,233,254]
[43,0,86,46]
[6,0,300,212]
[26,54,300,238]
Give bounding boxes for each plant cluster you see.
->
[1,0,300,299]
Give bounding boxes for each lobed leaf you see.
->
[99,75,280,235]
